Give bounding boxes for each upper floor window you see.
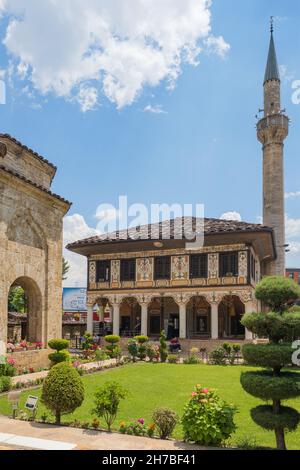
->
[219,252,238,277]
[154,256,171,280]
[120,259,136,282]
[190,254,208,278]
[96,260,110,282]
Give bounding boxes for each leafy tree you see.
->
[41,363,84,424]
[62,257,70,281]
[8,286,26,313]
[241,276,300,450]
[92,381,128,431]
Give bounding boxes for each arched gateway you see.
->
[0,134,70,359]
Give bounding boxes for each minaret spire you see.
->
[264,17,280,85]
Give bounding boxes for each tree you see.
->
[241,276,300,450]
[41,363,84,424]
[8,286,26,313]
[92,381,128,431]
[62,257,70,281]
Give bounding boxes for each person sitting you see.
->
[169,337,181,353]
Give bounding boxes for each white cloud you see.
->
[0,0,229,110]
[205,35,230,58]
[63,213,99,287]
[285,215,300,239]
[220,211,242,222]
[75,85,98,112]
[285,191,300,199]
[143,104,167,114]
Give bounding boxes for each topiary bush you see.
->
[159,330,168,363]
[41,362,84,424]
[181,385,237,446]
[152,407,178,439]
[48,339,69,351]
[48,350,70,365]
[48,338,70,366]
[240,275,300,450]
[104,335,121,359]
[134,335,149,360]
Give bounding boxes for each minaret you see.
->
[257,19,289,275]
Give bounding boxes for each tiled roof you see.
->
[0,133,57,171]
[67,217,273,249]
[0,164,71,206]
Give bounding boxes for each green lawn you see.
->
[1,363,300,449]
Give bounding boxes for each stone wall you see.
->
[7,349,51,371]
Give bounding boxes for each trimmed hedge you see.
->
[48,339,69,351]
[251,405,300,432]
[104,335,120,344]
[255,276,300,311]
[241,371,300,401]
[242,343,292,370]
[48,350,70,365]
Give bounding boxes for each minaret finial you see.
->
[270,16,274,34]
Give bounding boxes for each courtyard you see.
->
[1,362,300,450]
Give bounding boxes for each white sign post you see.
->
[25,395,39,419]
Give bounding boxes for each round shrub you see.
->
[41,362,84,424]
[104,335,120,344]
[209,347,227,365]
[48,339,69,351]
[241,312,292,342]
[181,385,237,446]
[255,276,300,312]
[0,376,11,392]
[242,343,292,370]
[152,407,178,440]
[251,405,300,432]
[167,354,179,364]
[48,349,70,365]
[134,335,149,344]
[241,371,300,401]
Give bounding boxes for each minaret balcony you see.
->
[257,113,289,144]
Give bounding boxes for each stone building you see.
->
[0,133,71,352]
[67,26,288,345]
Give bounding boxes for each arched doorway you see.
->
[94,297,113,336]
[120,297,141,337]
[187,296,211,338]
[7,277,43,344]
[148,297,179,339]
[218,295,245,339]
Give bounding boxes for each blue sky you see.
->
[0,0,299,285]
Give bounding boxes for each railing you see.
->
[257,113,289,132]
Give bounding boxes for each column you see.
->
[179,303,187,339]
[87,305,93,334]
[245,301,254,340]
[113,303,120,336]
[211,302,219,340]
[141,303,148,336]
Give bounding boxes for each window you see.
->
[154,256,171,280]
[96,260,110,282]
[190,254,208,278]
[120,259,136,282]
[219,252,238,277]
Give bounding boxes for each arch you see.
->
[218,295,245,339]
[119,297,141,337]
[186,296,211,339]
[7,276,43,344]
[148,296,179,338]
